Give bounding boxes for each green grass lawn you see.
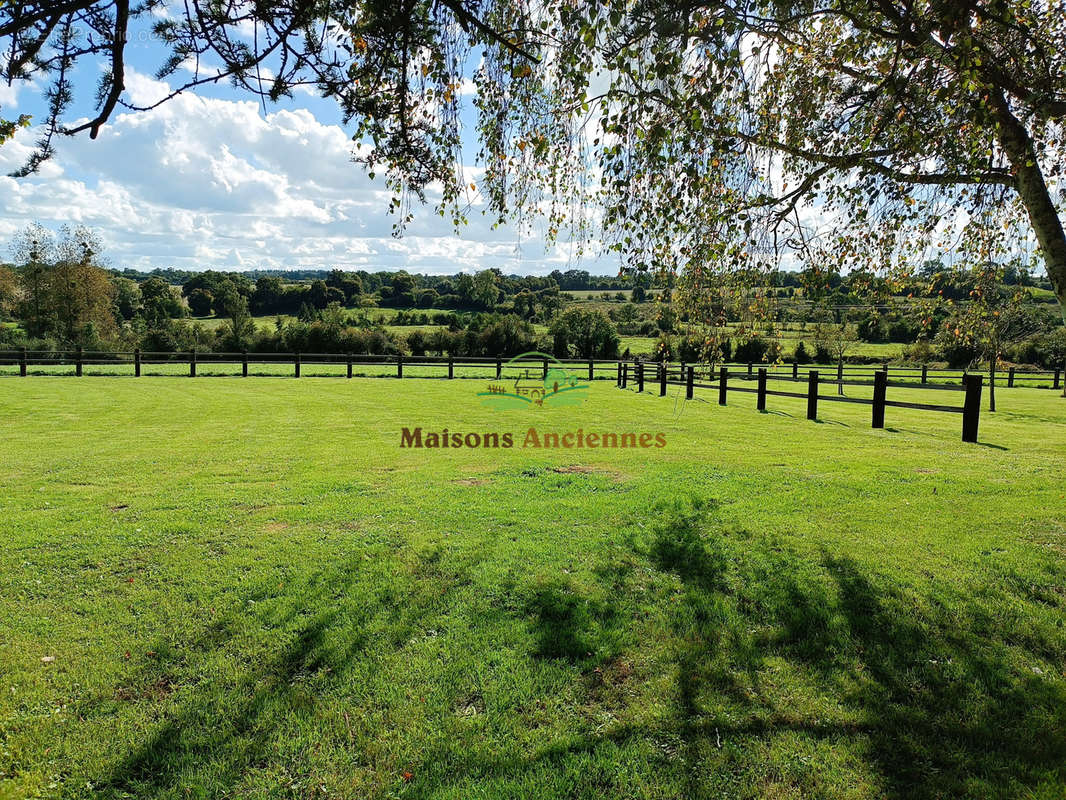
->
[2,377,1065,799]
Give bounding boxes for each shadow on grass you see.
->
[525,581,622,663]
[627,499,1066,798]
[87,500,1065,799]
[89,553,454,798]
[465,500,1066,798]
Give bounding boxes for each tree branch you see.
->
[65,0,128,139]
[436,0,539,62]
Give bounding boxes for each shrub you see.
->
[793,341,811,364]
[902,339,935,364]
[407,329,427,356]
[934,328,980,368]
[733,335,769,364]
[856,312,887,343]
[886,316,920,343]
[475,314,537,357]
[549,308,620,358]
[186,288,213,317]
[1011,328,1066,368]
[654,334,674,361]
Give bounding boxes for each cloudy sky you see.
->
[0,28,609,276]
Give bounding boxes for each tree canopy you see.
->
[3,0,1065,328]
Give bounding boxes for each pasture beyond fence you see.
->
[3,348,1063,443]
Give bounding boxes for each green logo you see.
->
[478,352,589,410]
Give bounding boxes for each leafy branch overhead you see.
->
[2,0,1065,323]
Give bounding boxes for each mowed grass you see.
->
[1,377,1065,799]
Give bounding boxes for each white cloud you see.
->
[0,70,601,275]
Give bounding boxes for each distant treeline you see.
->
[118,266,638,294]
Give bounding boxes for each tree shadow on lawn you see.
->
[88,553,454,798]
[475,500,1066,798]
[414,498,1066,798]
[86,505,1066,799]
[647,503,1065,798]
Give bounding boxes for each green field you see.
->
[2,377,1065,799]
[565,289,661,300]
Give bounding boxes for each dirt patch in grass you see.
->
[552,465,630,483]
[586,656,634,689]
[455,692,485,717]
[263,522,289,533]
[115,677,178,702]
[453,477,490,487]
[108,504,129,512]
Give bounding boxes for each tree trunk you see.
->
[990,91,1066,327]
[989,358,996,412]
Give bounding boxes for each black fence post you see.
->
[134,348,141,378]
[346,354,353,379]
[242,350,248,377]
[19,347,27,377]
[921,364,928,384]
[686,365,694,399]
[294,352,301,378]
[397,355,403,379]
[792,361,798,380]
[1008,367,1015,388]
[747,361,753,378]
[448,356,454,379]
[659,362,667,397]
[807,370,819,421]
[757,367,767,411]
[77,346,83,377]
[189,348,195,378]
[1054,368,1061,390]
[542,358,548,379]
[637,362,644,393]
[962,374,983,443]
[872,369,887,429]
[837,361,843,385]
[496,358,502,379]
[621,362,628,389]
[718,366,728,405]
[588,359,594,382]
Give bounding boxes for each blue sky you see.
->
[0,15,612,276]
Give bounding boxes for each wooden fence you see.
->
[4,348,1061,442]
[2,349,622,381]
[617,361,986,443]
[0,348,1061,391]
